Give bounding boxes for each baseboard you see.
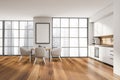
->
[89,57,113,67]
[61,57,88,58]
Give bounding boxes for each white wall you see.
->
[113,0,120,76]
[90,4,113,22]
[90,3,113,26]
[88,22,94,45]
[33,17,52,48]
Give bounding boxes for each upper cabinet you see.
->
[94,22,103,36]
[102,15,113,35]
[94,15,113,36]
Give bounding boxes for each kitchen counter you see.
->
[89,44,113,47]
[99,45,113,47]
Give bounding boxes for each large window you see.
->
[53,18,88,57]
[0,20,33,55]
[0,21,3,55]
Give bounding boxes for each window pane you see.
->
[70,48,78,57]
[4,47,12,55]
[5,30,12,37]
[20,22,27,29]
[20,30,27,37]
[53,28,60,37]
[53,19,60,27]
[12,30,18,37]
[0,39,2,46]
[12,47,19,55]
[13,39,19,46]
[61,28,69,37]
[80,48,87,57]
[70,38,78,47]
[61,19,69,27]
[79,38,87,47]
[79,28,87,37]
[5,21,11,29]
[79,19,87,27]
[0,21,3,29]
[28,22,33,29]
[28,39,33,46]
[0,21,3,55]
[61,38,69,47]
[70,28,78,37]
[53,38,61,48]
[61,48,69,57]
[0,30,2,37]
[5,39,12,46]
[70,19,78,27]
[12,21,18,29]
[20,39,28,46]
[28,30,33,38]
[0,47,2,55]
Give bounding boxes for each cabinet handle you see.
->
[110,58,113,60]
[110,50,113,52]
[110,54,113,56]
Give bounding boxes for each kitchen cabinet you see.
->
[102,15,113,35]
[94,23,98,36]
[102,24,113,36]
[99,47,106,61]
[99,47,113,66]
[89,45,113,66]
[94,15,113,36]
[94,23,103,36]
[88,46,95,58]
[104,48,113,65]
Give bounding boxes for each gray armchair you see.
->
[51,48,62,61]
[19,47,31,62]
[33,47,46,65]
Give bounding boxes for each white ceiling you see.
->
[0,0,112,20]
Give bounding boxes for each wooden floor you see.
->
[0,56,120,80]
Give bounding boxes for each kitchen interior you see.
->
[89,8,114,66]
[1,0,120,79]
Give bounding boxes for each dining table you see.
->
[30,47,52,62]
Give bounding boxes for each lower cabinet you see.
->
[89,46,95,58]
[104,48,113,65]
[99,47,113,65]
[99,47,106,62]
[89,46,113,66]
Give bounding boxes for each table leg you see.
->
[49,50,50,62]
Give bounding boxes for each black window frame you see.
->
[0,20,33,56]
[52,17,89,57]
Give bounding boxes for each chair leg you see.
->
[29,55,31,62]
[18,56,22,62]
[59,56,62,61]
[43,57,46,64]
[50,53,51,62]
[50,55,52,62]
[33,57,37,65]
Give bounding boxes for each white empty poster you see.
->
[35,23,50,44]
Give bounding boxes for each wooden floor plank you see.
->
[0,56,120,80]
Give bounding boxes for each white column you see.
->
[113,0,120,75]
